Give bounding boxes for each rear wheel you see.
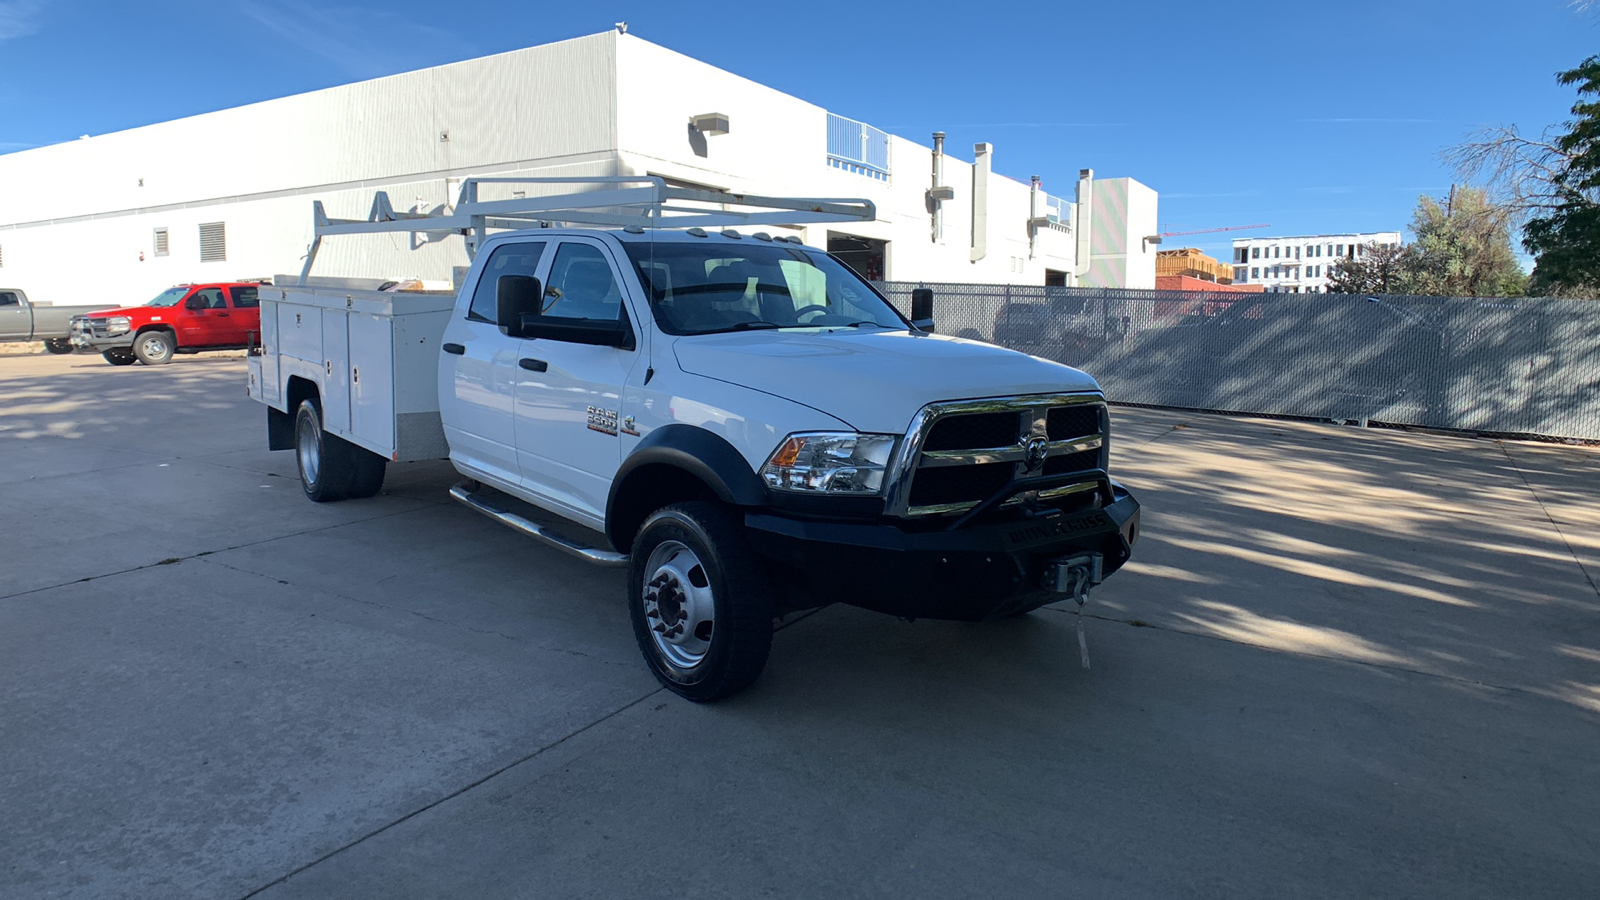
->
[294,398,350,502]
[629,501,773,702]
[102,349,136,366]
[133,330,174,365]
[44,339,73,354]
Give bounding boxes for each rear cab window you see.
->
[467,242,546,323]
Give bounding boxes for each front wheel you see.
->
[102,349,136,366]
[44,339,73,354]
[629,502,774,702]
[133,330,174,365]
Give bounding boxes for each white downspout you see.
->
[970,142,991,263]
[1072,168,1093,283]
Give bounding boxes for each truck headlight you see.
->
[106,317,131,335]
[761,433,897,494]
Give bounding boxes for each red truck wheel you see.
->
[133,330,175,365]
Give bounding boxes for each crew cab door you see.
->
[226,285,262,346]
[438,240,547,486]
[181,287,230,346]
[0,291,28,340]
[512,238,643,528]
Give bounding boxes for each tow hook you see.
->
[1046,554,1103,669]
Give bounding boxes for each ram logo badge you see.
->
[587,406,619,435]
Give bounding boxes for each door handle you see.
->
[519,358,548,372]
[442,343,465,355]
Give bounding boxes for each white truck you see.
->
[247,178,1141,700]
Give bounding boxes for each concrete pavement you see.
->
[2,351,1597,898]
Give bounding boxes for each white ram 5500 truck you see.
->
[247,179,1141,700]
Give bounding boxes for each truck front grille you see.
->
[893,395,1108,517]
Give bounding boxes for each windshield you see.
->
[144,288,190,308]
[621,240,908,336]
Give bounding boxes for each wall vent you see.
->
[199,222,226,262]
[154,227,170,257]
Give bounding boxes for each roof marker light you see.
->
[687,227,708,237]
[720,229,742,239]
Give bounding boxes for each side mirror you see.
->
[520,315,636,351]
[910,288,935,332]
[496,275,543,338]
[185,295,207,310]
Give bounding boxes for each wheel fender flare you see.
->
[605,425,767,548]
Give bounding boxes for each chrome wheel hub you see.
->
[297,415,321,485]
[642,540,714,671]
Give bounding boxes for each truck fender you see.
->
[605,424,768,552]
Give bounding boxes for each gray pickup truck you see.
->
[0,289,102,353]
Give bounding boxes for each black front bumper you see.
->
[745,482,1140,621]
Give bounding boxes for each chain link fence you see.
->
[874,282,1600,441]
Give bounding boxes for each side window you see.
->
[467,241,546,323]
[230,286,260,308]
[193,288,226,309]
[0,292,17,307]
[543,243,623,321]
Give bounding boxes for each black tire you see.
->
[44,339,73,354]
[133,330,175,365]
[102,349,136,366]
[629,501,774,702]
[294,398,355,502]
[344,448,388,499]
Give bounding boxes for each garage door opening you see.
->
[827,233,887,282]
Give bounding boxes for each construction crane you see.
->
[1159,223,1270,238]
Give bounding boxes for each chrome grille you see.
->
[888,394,1107,517]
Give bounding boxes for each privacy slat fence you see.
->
[875,282,1600,441]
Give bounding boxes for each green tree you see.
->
[1324,189,1525,297]
[1403,188,1527,297]
[1448,55,1600,297]
[1326,242,1409,294]
[1524,56,1600,296]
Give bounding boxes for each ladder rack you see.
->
[300,175,877,283]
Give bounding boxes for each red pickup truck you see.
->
[69,282,265,366]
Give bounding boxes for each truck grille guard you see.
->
[883,393,1110,521]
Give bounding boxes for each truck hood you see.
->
[77,306,150,318]
[672,329,1100,433]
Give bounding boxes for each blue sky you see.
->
[1,0,1595,264]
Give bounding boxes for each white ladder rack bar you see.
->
[298,175,877,283]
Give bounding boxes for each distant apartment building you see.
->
[1231,231,1402,292]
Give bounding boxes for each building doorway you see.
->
[827,233,888,282]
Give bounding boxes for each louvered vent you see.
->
[198,222,226,262]
[153,228,169,257]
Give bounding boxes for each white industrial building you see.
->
[1231,231,1403,293]
[0,31,1159,306]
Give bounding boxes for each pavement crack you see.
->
[0,505,448,603]
[198,557,521,641]
[1495,441,1600,604]
[235,687,665,900]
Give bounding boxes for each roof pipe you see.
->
[930,132,946,242]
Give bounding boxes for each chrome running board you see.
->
[449,482,629,568]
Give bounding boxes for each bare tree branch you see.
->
[1443,124,1583,225]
